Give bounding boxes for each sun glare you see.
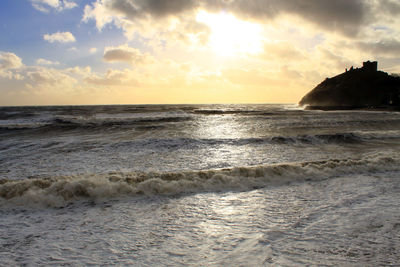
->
[196,10,263,57]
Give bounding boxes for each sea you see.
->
[0,104,399,266]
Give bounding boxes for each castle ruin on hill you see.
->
[362,60,378,72]
[300,60,400,109]
[346,60,378,73]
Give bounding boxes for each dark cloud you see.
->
[221,0,369,36]
[357,39,400,56]
[318,48,354,70]
[108,0,196,19]
[103,45,153,65]
[88,0,378,36]
[139,0,196,16]
[379,0,400,15]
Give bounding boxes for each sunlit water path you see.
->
[0,104,399,265]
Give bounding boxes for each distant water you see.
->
[0,104,399,265]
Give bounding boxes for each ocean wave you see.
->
[1,153,398,207]
[0,111,36,120]
[270,133,363,144]
[269,131,400,145]
[52,116,193,126]
[0,116,193,132]
[0,132,393,154]
[193,109,277,115]
[0,123,49,131]
[109,133,370,150]
[0,131,398,156]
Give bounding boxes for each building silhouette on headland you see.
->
[362,60,378,72]
[346,60,378,73]
[300,60,400,109]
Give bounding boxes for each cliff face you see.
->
[299,66,400,109]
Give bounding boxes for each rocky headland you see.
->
[299,61,400,110]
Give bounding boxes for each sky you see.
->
[0,0,400,106]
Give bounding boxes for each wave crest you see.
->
[0,153,398,208]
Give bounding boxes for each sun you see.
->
[196,10,263,57]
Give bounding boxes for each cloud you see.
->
[0,65,84,106]
[379,0,400,15]
[223,68,280,86]
[0,50,329,105]
[108,0,196,19]
[224,0,369,36]
[82,1,115,30]
[356,39,400,56]
[317,47,355,70]
[82,0,204,45]
[222,66,303,88]
[103,45,154,65]
[83,0,373,38]
[89,47,98,54]
[43,31,76,43]
[262,41,306,60]
[66,66,92,78]
[0,52,23,70]
[0,53,77,92]
[26,66,77,88]
[84,69,139,86]
[36,58,60,66]
[0,52,23,79]
[30,0,77,13]
[83,0,196,28]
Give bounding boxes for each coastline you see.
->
[304,105,400,112]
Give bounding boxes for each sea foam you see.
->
[1,152,398,208]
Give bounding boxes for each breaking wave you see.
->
[1,153,398,207]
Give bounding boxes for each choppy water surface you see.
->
[0,104,399,265]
